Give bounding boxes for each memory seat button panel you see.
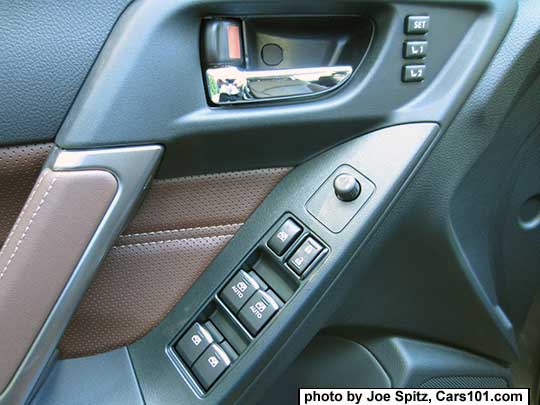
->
[169,215,328,394]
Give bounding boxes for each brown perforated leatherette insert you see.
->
[0,143,53,247]
[0,144,290,359]
[58,167,291,358]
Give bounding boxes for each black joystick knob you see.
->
[333,174,361,202]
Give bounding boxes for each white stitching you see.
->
[0,170,48,259]
[0,176,57,281]
[113,234,234,250]
[119,223,243,239]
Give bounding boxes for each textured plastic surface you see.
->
[258,334,391,405]
[55,0,514,178]
[364,337,510,388]
[30,348,143,405]
[0,0,132,145]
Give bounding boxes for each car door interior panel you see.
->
[2,0,540,404]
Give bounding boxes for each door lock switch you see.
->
[238,290,280,335]
[288,237,323,275]
[192,343,231,390]
[175,323,214,366]
[220,270,260,313]
[268,219,302,255]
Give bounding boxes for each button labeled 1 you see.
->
[238,290,280,335]
[175,323,213,366]
[192,344,231,389]
[288,237,323,275]
[219,270,260,313]
[404,41,427,59]
[402,65,426,82]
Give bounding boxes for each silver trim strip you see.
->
[206,66,353,105]
[0,145,163,405]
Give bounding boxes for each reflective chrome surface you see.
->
[206,66,353,105]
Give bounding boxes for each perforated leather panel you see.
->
[0,143,53,247]
[59,167,291,358]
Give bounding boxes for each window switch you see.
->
[192,344,231,390]
[287,237,323,275]
[267,219,302,255]
[238,290,280,335]
[219,270,260,313]
[175,323,213,366]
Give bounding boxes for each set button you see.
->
[405,15,430,35]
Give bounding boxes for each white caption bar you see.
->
[300,389,529,405]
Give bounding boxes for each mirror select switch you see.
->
[219,270,260,313]
[238,290,280,335]
[192,343,231,390]
[175,323,214,366]
[268,219,302,255]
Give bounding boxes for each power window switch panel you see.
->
[287,237,323,275]
[267,219,302,255]
[175,323,213,366]
[192,344,231,390]
[405,15,430,34]
[402,65,426,82]
[238,290,280,335]
[403,41,427,59]
[219,270,260,313]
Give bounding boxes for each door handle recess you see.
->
[206,65,353,105]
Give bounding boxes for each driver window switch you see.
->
[192,343,231,390]
[220,270,260,313]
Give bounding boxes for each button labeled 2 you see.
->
[402,65,426,82]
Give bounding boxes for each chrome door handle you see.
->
[206,65,353,105]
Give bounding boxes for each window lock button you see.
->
[287,237,323,275]
[267,219,302,255]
